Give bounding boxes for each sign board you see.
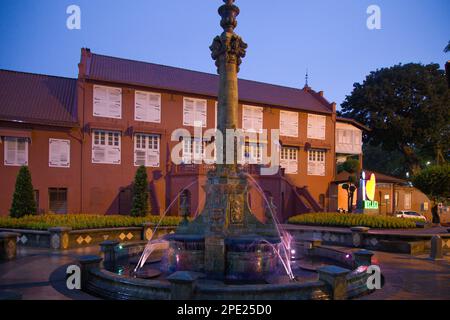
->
[364,200,379,210]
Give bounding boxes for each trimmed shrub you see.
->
[288,213,417,229]
[131,165,150,217]
[0,214,183,231]
[10,166,37,218]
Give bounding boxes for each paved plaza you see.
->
[0,244,448,300]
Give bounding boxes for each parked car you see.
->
[396,211,427,222]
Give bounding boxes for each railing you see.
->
[169,163,285,176]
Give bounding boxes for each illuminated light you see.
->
[366,173,376,201]
[361,171,366,201]
[345,254,351,259]
[118,245,123,250]
[356,266,368,273]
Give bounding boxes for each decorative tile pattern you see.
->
[119,233,126,240]
[17,235,28,244]
[126,232,133,240]
[444,240,450,248]
[51,234,60,249]
[352,233,361,247]
[76,235,93,245]
[145,228,153,241]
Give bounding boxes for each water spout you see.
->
[134,179,198,272]
[243,172,296,281]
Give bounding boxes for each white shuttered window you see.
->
[135,91,161,123]
[4,137,28,166]
[307,114,326,140]
[134,134,160,167]
[280,147,298,174]
[92,130,121,164]
[183,98,207,127]
[279,110,299,137]
[49,139,70,168]
[242,105,263,133]
[307,149,326,176]
[93,85,122,119]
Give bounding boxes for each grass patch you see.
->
[0,214,183,231]
[288,213,418,229]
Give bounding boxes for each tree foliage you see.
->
[340,63,450,175]
[412,164,450,203]
[10,166,37,218]
[131,165,150,217]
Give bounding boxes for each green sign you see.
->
[364,200,379,209]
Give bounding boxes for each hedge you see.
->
[288,213,418,229]
[0,214,183,231]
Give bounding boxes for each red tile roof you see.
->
[0,70,78,127]
[84,52,333,114]
[334,170,407,184]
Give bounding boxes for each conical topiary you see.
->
[10,166,37,218]
[131,165,150,217]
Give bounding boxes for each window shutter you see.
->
[93,145,106,163]
[49,139,70,168]
[5,139,17,165]
[183,99,195,126]
[93,85,122,119]
[307,114,326,140]
[135,91,148,121]
[135,150,146,166]
[195,100,207,127]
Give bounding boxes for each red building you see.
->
[0,48,365,221]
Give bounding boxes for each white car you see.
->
[396,211,427,222]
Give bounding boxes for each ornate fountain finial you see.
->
[210,0,247,73]
[218,0,240,33]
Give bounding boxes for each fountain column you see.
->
[202,0,248,279]
[171,0,279,281]
[210,0,247,174]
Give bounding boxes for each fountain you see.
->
[160,0,283,282]
[78,1,382,300]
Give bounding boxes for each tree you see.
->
[131,165,150,217]
[10,166,37,218]
[412,164,450,224]
[338,159,360,213]
[340,63,450,175]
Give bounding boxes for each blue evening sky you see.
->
[0,0,449,107]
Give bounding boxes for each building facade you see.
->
[1,48,373,221]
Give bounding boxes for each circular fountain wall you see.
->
[163,234,281,282]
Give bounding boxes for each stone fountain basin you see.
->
[79,241,381,300]
[162,233,282,280]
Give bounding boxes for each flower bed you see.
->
[0,214,183,231]
[288,213,418,229]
